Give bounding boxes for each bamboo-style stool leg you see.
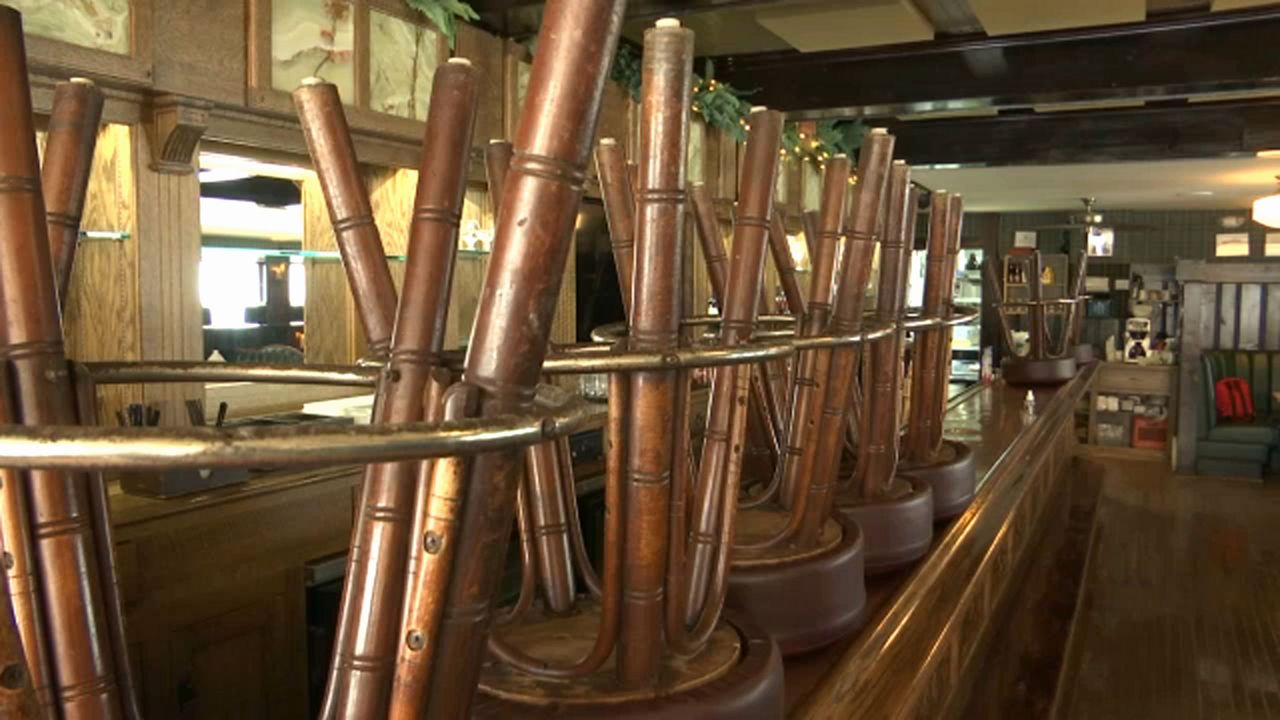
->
[899,193,978,520]
[836,163,935,574]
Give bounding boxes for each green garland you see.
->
[609,43,864,167]
[405,0,478,49]
[781,118,867,169]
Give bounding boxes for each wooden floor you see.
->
[1054,459,1280,719]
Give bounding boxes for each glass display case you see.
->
[906,248,984,385]
[951,249,983,383]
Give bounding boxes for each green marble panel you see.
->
[369,9,439,121]
[3,0,130,54]
[271,0,354,101]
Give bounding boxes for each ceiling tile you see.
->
[755,0,934,53]
[1212,0,1280,10]
[912,157,1280,211]
[969,0,1146,35]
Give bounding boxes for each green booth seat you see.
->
[1197,351,1280,478]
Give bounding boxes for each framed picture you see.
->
[1214,232,1249,258]
[1087,226,1114,257]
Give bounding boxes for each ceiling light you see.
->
[1258,150,1280,159]
[1253,176,1280,228]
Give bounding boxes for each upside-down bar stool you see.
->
[473,23,785,714]
[833,162,935,572]
[987,250,1081,385]
[899,191,978,520]
[722,129,896,652]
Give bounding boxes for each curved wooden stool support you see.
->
[899,440,976,521]
[1002,356,1078,385]
[474,610,783,719]
[726,514,866,656]
[838,477,934,574]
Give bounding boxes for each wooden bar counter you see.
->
[108,465,361,717]
[786,365,1095,718]
[102,372,1087,718]
[102,399,623,719]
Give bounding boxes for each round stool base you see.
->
[727,514,866,656]
[474,613,783,720]
[1001,356,1077,385]
[1073,343,1096,366]
[837,476,934,575]
[900,440,976,521]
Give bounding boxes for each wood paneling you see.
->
[152,0,246,105]
[595,81,631,168]
[456,23,506,145]
[501,39,529,140]
[302,171,552,361]
[64,123,143,424]
[135,128,204,424]
[367,166,414,257]
[112,467,358,719]
[302,174,356,364]
[446,187,494,350]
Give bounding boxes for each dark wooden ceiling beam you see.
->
[887,99,1280,166]
[712,8,1280,117]
[468,0,803,19]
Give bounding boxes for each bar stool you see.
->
[899,192,979,521]
[988,250,1082,385]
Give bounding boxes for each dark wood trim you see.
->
[885,99,1280,166]
[354,0,372,110]
[711,9,1280,117]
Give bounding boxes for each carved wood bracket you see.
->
[146,94,211,174]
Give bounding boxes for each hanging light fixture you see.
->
[1253,176,1280,228]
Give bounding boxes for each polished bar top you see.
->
[784,367,1096,715]
[108,465,361,527]
[106,387,699,528]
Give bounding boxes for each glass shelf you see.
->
[80,230,130,241]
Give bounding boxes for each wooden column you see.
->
[135,96,208,425]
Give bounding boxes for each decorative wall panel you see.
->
[369,9,440,121]
[270,0,354,101]
[1,0,129,54]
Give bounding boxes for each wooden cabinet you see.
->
[111,467,360,719]
[1084,362,1177,460]
[167,577,301,719]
